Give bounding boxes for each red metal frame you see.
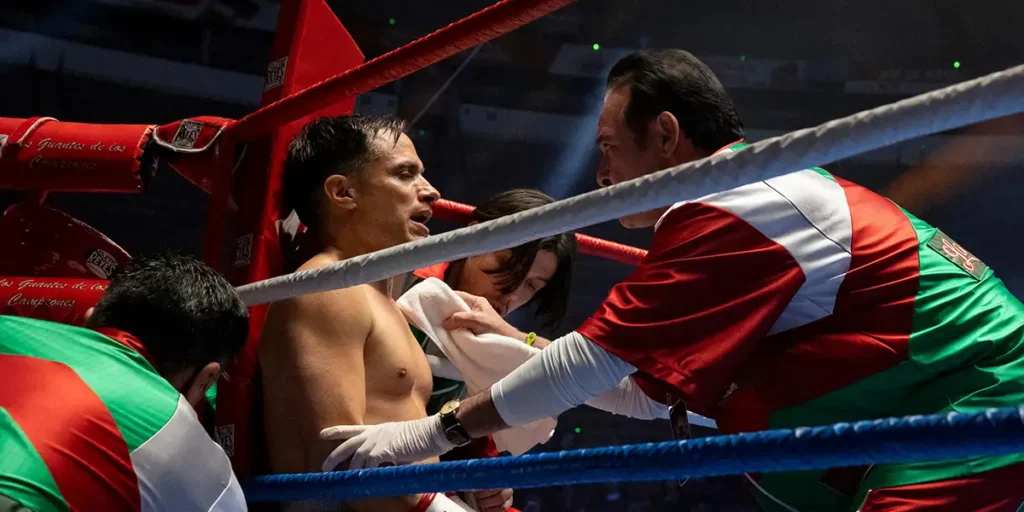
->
[229,0,579,142]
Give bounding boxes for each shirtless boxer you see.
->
[259,114,485,511]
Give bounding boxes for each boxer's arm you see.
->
[263,289,433,511]
[263,288,373,471]
[460,331,634,437]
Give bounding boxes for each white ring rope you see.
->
[237,64,1024,306]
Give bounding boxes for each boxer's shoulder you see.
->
[261,275,375,359]
[272,253,374,324]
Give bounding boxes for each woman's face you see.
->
[455,249,558,317]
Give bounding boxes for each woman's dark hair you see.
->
[86,253,249,378]
[449,189,576,329]
[607,49,745,152]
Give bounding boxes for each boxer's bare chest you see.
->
[360,288,433,423]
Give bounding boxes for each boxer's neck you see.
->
[316,222,378,260]
[316,237,395,298]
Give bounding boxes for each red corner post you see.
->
[231,0,580,141]
[210,0,364,478]
[200,135,235,269]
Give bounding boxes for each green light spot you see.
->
[388,18,396,26]
[417,129,426,136]
[740,55,746,61]
[592,43,600,51]
[574,427,581,433]
[953,61,961,69]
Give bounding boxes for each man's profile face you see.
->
[350,132,439,252]
[595,86,666,229]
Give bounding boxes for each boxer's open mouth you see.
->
[410,206,432,225]
[409,210,432,236]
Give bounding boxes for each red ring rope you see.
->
[230,0,579,141]
[433,199,647,266]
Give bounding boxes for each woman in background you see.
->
[402,187,576,342]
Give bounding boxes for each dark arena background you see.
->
[1,1,1022,510]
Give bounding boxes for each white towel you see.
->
[397,278,556,455]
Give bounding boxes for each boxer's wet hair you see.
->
[283,114,407,232]
[449,189,576,329]
[608,49,745,152]
[87,253,249,379]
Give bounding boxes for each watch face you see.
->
[440,400,461,415]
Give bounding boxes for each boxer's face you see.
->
[596,86,672,229]
[342,133,439,252]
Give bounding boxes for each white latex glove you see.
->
[319,416,455,471]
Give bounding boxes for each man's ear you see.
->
[183,361,221,409]
[83,307,95,325]
[652,111,682,158]
[323,174,357,211]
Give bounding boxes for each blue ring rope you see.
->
[244,406,1024,502]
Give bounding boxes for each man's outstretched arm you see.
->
[321,332,635,470]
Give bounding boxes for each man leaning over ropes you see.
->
[0,253,249,512]
[316,49,1024,512]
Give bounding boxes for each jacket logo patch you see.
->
[927,229,987,280]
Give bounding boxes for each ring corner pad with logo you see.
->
[85,249,119,279]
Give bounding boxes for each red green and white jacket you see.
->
[578,141,1024,510]
[0,315,245,512]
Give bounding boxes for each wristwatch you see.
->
[438,400,471,447]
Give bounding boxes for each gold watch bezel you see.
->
[439,399,461,416]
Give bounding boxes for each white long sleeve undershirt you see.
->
[586,374,671,421]
[490,331,669,427]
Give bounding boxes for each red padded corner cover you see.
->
[0,117,153,193]
[0,276,108,326]
[0,202,131,280]
[152,116,235,195]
